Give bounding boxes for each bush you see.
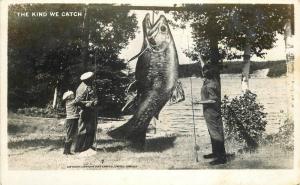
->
[17,103,65,118]
[268,119,294,151]
[221,60,287,77]
[221,91,267,149]
[266,60,287,77]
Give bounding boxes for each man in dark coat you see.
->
[198,63,227,165]
[74,72,99,153]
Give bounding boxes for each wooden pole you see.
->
[52,85,57,109]
[284,7,294,121]
[187,33,199,162]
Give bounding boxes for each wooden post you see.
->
[284,12,294,120]
[152,10,154,24]
[284,19,294,73]
[81,6,90,72]
[52,83,58,109]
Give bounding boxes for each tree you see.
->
[8,4,138,116]
[172,4,292,91]
[222,5,292,92]
[9,4,84,108]
[172,4,230,81]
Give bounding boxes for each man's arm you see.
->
[74,83,87,107]
[195,82,218,104]
[195,99,216,104]
[84,87,98,108]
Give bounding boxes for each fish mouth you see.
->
[143,14,171,52]
[142,13,152,37]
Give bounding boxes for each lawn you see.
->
[7,113,293,170]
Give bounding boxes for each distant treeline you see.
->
[179,60,287,78]
[178,62,203,78]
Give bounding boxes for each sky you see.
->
[119,10,287,70]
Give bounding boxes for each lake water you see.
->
[154,76,290,136]
[101,76,290,137]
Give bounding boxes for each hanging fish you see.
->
[107,13,181,148]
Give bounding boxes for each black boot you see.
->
[203,153,217,159]
[209,141,227,165]
[74,135,86,153]
[209,156,227,165]
[63,142,72,155]
[203,138,218,159]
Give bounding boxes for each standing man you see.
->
[198,62,227,165]
[74,72,99,153]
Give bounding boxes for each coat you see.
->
[201,78,224,142]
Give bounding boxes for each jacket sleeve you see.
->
[74,83,87,107]
[206,83,219,101]
[82,86,98,108]
[89,88,99,107]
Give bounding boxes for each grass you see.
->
[7,113,293,170]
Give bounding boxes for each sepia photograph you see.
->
[2,1,297,177]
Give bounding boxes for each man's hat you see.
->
[80,72,94,81]
[62,91,74,100]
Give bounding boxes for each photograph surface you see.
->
[6,3,295,170]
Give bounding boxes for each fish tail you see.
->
[107,117,150,141]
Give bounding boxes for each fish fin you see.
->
[169,80,185,105]
[121,95,138,115]
[122,81,139,115]
[125,80,137,93]
[127,47,149,63]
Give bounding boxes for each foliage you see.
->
[172,4,230,64]
[221,91,267,148]
[222,5,291,60]
[8,4,138,116]
[178,63,202,78]
[266,119,294,151]
[221,60,287,77]
[16,106,65,118]
[178,60,286,77]
[266,60,287,77]
[172,4,292,64]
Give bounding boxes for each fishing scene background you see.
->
[7,4,294,169]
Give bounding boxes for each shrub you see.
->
[268,119,294,151]
[17,103,65,118]
[267,60,287,77]
[221,60,287,77]
[221,91,267,149]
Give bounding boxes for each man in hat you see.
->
[74,72,99,153]
[197,62,227,165]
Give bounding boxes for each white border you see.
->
[1,0,299,185]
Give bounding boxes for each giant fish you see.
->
[107,13,179,148]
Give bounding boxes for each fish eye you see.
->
[160,25,167,32]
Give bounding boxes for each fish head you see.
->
[143,14,173,52]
